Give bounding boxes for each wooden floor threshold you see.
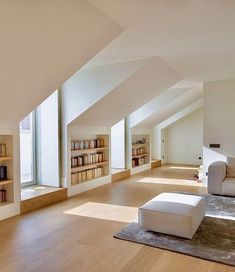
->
[151,160,161,168]
[112,169,131,182]
[20,188,67,214]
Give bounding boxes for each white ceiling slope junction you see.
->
[61,58,151,126]
[88,1,235,83]
[157,99,203,130]
[71,57,182,127]
[135,87,203,128]
[128,87,190,128]
[0,0,122,121]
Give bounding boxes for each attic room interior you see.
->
[0,1,235,271]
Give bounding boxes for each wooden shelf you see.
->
[72,174,108,186]
[71,161,109,173]
[132,153,149,159]
[132,143,148,149]
[0,179,13,186]
[71,147,108,154]
[0,156,13,161]
[132,163,149,168]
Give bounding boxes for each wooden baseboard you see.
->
[151,160,161,168]
[112,169,130,182]
[20,188,67,214]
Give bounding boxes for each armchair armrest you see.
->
[208,161,226,195]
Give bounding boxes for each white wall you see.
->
[72,57,181,127]
[151,100,203,161]
[111,120,125,169]
[129,87,189,128]
[164,108,203,165]
[60,59,149,179]
[0,0,122,122]
[203,78,235,179]
[61,59,148,126]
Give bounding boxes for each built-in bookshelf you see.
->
[70,135,109,186]
[0,135,14,206]
[132,135,150,168]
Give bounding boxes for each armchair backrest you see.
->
[226,157,235,178]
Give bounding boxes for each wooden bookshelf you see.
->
[76,174,107,184]
[71,161,109,173]
[132,143,148,149]
[0,157,13,161]
[0,179,13,186]
[132,154,149,159]
[70,134,110,186]
[132,134,150,169]
[0,135,14,206]
[71,147,108,154]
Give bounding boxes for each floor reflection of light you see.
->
[23,186,47,192]
[137,177,203,187]
[169,166,199,170]
[206,214,235,221]
[64,202,138,223]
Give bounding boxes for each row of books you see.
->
[132,157,149,167]
[71,167,104,185]
[0,189,7,203]
[71,152,105,168]
[132,147,145,156]
[71,138,105,151]
[0,144,7,157]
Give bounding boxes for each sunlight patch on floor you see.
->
[64,202,138,223]
[137,177,202,187]
[169,166,199,170]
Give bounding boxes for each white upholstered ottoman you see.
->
[139,193,206,239]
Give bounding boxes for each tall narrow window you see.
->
[20,112,35,186]
[20,90,59,188]
[111,119,125,169]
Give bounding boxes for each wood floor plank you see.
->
[0,164,232,272]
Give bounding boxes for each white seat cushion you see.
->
[222,178,235,196]
[139,193,206,239]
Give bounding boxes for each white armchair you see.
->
[208,158,235,196]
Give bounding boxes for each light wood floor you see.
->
[0,165,233,272]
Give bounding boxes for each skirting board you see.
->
[68,175,111,197]
[20,188,67,214]
[151,160,161,168]
[112,169,130,182]
[131,163,151,175]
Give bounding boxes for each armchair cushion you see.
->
[226,157,235,178]
[208,161,226,195]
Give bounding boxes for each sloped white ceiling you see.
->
[61,58,150,126]
[88,1,235,82]
[0,0,122,121]
[157,99,203,130]
[71,57,182,127]
[135,87,203,128]
[128,87,190,128]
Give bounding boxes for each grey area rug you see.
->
[114,194,235,267]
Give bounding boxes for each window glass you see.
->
[20,113,34,184]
